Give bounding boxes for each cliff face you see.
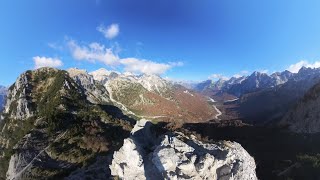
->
[281,82,320,133]
[110,120,257,180]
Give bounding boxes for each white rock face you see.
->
[110,120,257,180]
[110,138,146,179]
[137,74,171,95]
[4,71,34,120]
[90,68,120,84]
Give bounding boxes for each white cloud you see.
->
[260,69,269,74]
[68,40,120,66]
[67,40,182,75]
[208,74,229,80]
[97,23,119,39]
[33,56,63,69]
[120,58,178,75]
[287,60,320,73]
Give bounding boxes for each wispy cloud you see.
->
[120,58,179,75]
[287,60,320,73]
[208,74,229,80]
[67,40,182,75]
[97,23,119,39]
[48,42,63,51]
[33,56,63,69]
[233,70,249,78]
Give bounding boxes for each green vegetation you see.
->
[110,80,149,106]
[0,68,133,179]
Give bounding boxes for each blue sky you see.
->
[1,0,320,85]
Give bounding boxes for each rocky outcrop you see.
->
[110,120,257,180]
[4,70,35,120]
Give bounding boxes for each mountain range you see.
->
[0,68,253,179]
[2,66,320,179]
[190,67,320,126]
[89,68,218,123]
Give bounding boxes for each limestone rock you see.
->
[110,120,257,180]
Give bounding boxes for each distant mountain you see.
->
[194,70,294,98]
[237,67,320,124]
[90,68,218,123]
[191,67,320,125]
[0,85,7,111]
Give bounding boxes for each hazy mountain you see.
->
[194,70,294,98]
[238,67,320,124]
[191,67,320,125]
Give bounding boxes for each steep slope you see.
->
[280,82,320,133]
[91,69,218,123]
[0,68,133,179]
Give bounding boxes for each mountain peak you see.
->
[67,68,88,77]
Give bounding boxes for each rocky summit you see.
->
[110,119,257,180]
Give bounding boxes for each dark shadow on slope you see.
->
[181,122,320,180]
[130,121,169,180]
